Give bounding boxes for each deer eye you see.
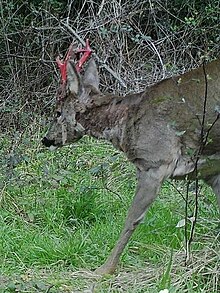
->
[56,111,62,118]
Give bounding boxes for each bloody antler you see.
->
[56,44,73,85]
[75,39,92,72]
[56,39,92,85]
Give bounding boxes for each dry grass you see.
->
[1,242,218,292]
[74,245,219,293]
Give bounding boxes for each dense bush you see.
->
[0,0,219,132]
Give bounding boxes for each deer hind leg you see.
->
[204,174,220,208]
[95,165,170,275]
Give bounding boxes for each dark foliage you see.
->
[0,0,219,132]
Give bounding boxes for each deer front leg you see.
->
[95,166,167,275]
[204,174,220,208]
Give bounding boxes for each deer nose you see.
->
[42,137,56,147]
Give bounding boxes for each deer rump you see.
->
[43,56,220,275]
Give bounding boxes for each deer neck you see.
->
[76,93,129,150]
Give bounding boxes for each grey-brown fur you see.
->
[43,58,220,274]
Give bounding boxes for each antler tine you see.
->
[56,43,75,84]
[75,39,92,72]
[56,40,92,85]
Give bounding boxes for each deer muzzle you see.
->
[42,137,56,148]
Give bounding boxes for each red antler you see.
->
[75,39,92,72]
[56,39,92,85]
[56,44,73,84]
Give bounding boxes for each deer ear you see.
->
[83,59,100,92]
[67,60,80,94]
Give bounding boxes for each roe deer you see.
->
[42,46,220,274]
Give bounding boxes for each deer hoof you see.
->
[94,264,116,276]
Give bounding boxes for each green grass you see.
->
[0,131,219,292]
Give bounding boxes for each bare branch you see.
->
[61,21,127,89]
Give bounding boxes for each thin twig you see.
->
[185,179,190,264]
[184,61,219,264]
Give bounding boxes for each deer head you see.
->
[42,44,99,148]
